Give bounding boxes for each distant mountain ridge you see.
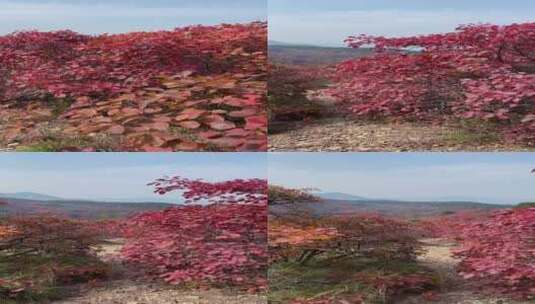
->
[0,192,63,201]
[314,191,513,205]
[269,44,373,65]
[316,192,368,201]
[269,40,344,48]
[0,197,174,219]
[270,198,510,218]
[0,192,181,204]
[269,40,296,46]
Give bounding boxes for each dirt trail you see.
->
[400,239,531,304]
[52,239,267,304]
[52,282,266,304]
[268,118,535,152]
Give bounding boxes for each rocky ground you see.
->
[269,118,535,152]
[53,282,266,304]
[400,239,532,304]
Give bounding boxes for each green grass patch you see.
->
[0,253,109,303]
[45,96,75,118]
[445,119,501,145]
[269,256,438,304]
[16,134,116,152]
[515,202,535,209]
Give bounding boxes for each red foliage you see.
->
[329,22,535,144]
[414,211,488,238]
[121,176,267,290]
[453,208,535,299]
[0,23,265,100]
[0,22,267,151]
[149,176,267,204]
[0,215,103,256]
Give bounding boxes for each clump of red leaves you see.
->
[0,22,267,151]
[121,176,267,291]
[329,22,535,144]
[453,207,535,299]
[0,23,265,100]
[414,210,488,238]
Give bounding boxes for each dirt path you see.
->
[268,118,535,152]
[400,239,532,304]
[53,239,267,304]
[52,281,266,304]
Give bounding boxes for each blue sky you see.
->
[0,0,266,35]
[0,153,266,203]
[269,0,535,46]
[269,153,535,204]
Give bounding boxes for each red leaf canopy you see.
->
[121,177,267,290]
[328,22,535,144]
[0,22,267,151]
[454,208,535,299]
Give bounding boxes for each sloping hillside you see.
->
[270,198,509,218]
[269,44,373,65]
[0,197,173,219]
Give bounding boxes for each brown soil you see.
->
[268,118,535,152]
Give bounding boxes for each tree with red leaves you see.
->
[329,22,535,144]
[270,214,420,266]
[121,176,267,290]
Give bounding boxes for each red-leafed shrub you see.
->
[0,216,110,300]
[0,22,266,101]
[269,214,420,265]
[0,23,267,152]
[328,22,535,144]
[414,210,488,238]
[0,215,102,257]
[121,176,268,290]
[453,208,535,299]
